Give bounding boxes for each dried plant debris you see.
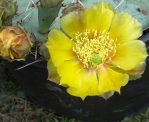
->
[0,63,80,122]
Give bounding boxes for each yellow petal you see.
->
[57,60,85,88]
[128,62,146,80]
[110,13,142,43]
[111,40,148,71]
[98,66,129,93]
[83,2,115,31]
[67,65,129,99]
[57,59,102,99]
[80,71,99,95]
[47,59,60,84]
[46,29,75,66]
[61,11,85,37]
[61,2,115,37]
[67,87,87,100]
[66,70,99,99]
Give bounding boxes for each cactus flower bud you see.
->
[0,26,32,61]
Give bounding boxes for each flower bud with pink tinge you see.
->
[0,26,32,61]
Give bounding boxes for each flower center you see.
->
[73,30,116,68]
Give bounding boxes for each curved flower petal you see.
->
[111,40,148,71]
[98,66,129,93]
[110,13,142,43]
[83,2,115,31]
[128,62,146,80]
[66,70,99,99]
[61,11,85,37]
[57,60,85,88]
[61,2,115,37]
[67,87,88,100]
[46,29,75,66]
[67,86,96,100]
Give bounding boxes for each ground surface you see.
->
[0,62,149,122]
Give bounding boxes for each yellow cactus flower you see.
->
[0,26,32,61]
[46,2,148,99]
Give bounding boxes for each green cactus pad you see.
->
[12,0,149,42]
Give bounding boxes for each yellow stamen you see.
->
[73,30,116,68]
